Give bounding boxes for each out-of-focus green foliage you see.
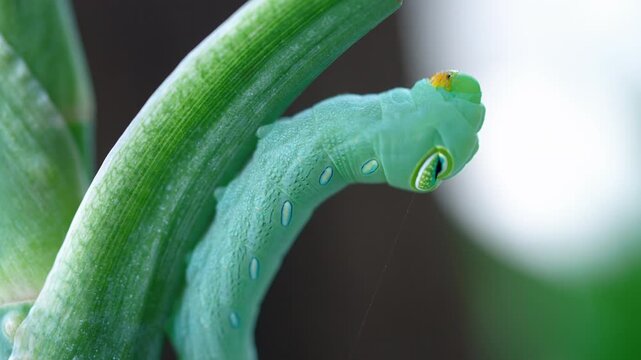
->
[0,35,85,305]
[453,234,641,360]
[0,0,95,170]
[0,0,91,307]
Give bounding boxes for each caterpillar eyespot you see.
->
[169,73,485,359]
[412,146,453,192]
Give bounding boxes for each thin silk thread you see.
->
[348,194,416,359]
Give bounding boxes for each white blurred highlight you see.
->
[400,0,641,278]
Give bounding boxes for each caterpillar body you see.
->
[170,72,485,359]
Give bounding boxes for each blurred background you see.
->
[72,1,641,359]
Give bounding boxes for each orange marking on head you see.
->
[429,71,454,91]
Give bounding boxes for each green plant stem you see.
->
[0,0,95,172]
[11,0,401,358]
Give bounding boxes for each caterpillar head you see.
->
[378,70,484,193]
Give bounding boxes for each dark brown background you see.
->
[71,1,470,358]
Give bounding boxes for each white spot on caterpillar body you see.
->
[360,159,379,175]
[280,201,292,226]
[249,257,260,280]
[228,312,240,329]
[319,166,333,185]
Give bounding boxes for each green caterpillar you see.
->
[170,71,485,359]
